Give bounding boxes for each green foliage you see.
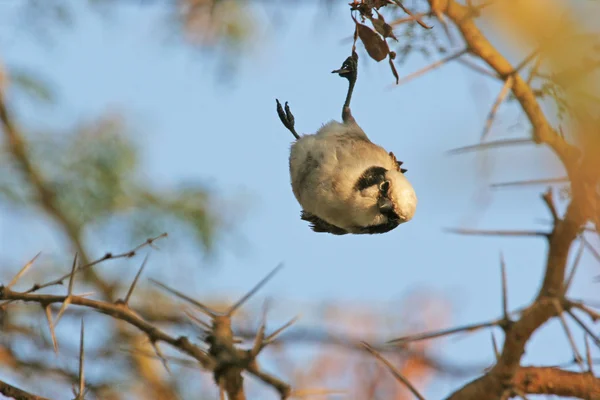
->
[0,112,221,253]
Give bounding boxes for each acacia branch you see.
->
[514,367,600,398]
[0,379,50,400]
[407,1,600,399]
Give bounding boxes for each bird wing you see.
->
[300,211,349,235]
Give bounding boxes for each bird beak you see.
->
[332,68,350,74]
[378,198,394,214]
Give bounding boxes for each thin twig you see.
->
[361,341,426,400]
[25,233,167,294]
[393,49,468,86]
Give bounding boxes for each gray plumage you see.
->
[276,53,417,235]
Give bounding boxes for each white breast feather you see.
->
[289,121,406,231]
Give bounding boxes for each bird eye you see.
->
[380,181,390,193]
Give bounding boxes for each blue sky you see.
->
[0,1,598,399]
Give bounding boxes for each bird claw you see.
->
[276,99,300,140]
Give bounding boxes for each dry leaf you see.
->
[353,15,389,62]
[370,9,398,41]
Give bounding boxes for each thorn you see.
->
[289,388,348,398]
[391,0,432,29]
[567,309,600,350]
[77,318,85,398]
[361,341,426,400]
[124,254,150,306]
[553,299,585,371]
[457,58,499,78]
[565,239,585,293]
[445,228,549,238]
[491,332,500,360]
[119,347,198,368]
[151,340,171,375]
[490,177,569,189]
[251,313,267,358]
[500,252,508,322]
[481,75,514,141]
[7,252,41,290]
[43,305,58,354]
[514,48,540,73]
[150,279,218,318]
[184,308,211,330]
[585,334,594,374]
[393,48,468,86]
[264,315,300,344]
[446,138,534,155]
[542,188,559,222]
[433,10,455,46]
[54,253,79,328]
[24,233,167,295]
[227,263,283,317]
[388,319,502,344]
[581,236,600,264]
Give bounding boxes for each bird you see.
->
[275,52,417,235]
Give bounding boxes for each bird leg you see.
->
[275,99,300,140]
[332,52,358,124]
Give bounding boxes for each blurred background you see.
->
[0,0,598,399]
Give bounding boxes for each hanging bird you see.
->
[276,53,417,235]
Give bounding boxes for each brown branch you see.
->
[0,287,215,369]
[412,1,600,399]
[0,379,50,400]
[441,0,580,167]
[514,367,600,398]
